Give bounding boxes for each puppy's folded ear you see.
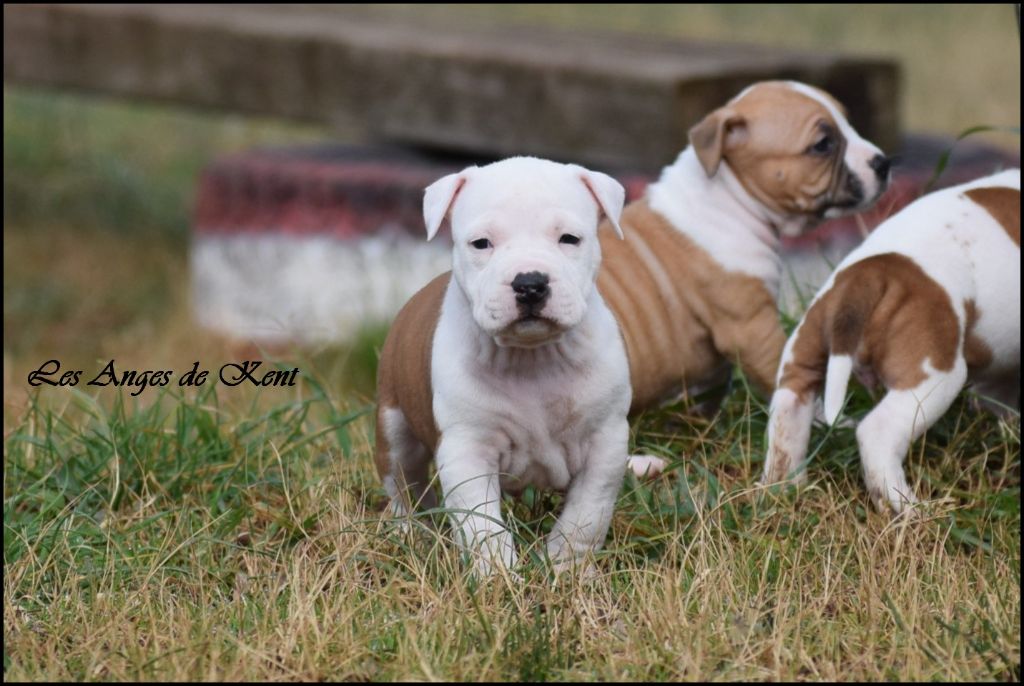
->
[423,167,476,241]
[688,107,747,178]
[573,166,626,239]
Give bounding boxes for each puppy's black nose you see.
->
[511,271,550,307]
[869,154,891,180]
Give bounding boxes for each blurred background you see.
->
[4,4,1020,415]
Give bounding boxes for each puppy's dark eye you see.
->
[470,238,492,250]
[808,135,834,156]
[559,234,581,246]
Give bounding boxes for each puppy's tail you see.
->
[822,354,854,425]
[822,289,873,425]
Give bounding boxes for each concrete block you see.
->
[189,138,1017,343]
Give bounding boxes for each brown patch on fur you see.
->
[374,273,449,478]
[598,201,787,410]
[965,187,1020,246]
[779,253,960,400]
[962,299,993,373]
[690,82,849,217]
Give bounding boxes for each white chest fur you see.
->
[431,282,631,494]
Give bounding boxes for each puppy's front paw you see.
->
[627,454,667,479]
[550,556,598,581]
[864,469,919,516]
[469,535,519,577]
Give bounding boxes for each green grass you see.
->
[4,368,1019,680]
[3,87,323,237]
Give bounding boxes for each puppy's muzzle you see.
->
[512,271,551,313]
[824,153,892,216]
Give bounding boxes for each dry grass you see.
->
[4,370,1019,680]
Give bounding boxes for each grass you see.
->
[3,4,1020,682]
[4,368,1019,680]
[3,86,323,238]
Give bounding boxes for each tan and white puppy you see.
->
[592,81,890,478]
[762,169,1020,512]
[376,157,630,575]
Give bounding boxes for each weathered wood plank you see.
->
[3,4,901,168]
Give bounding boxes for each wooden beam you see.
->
[3,4,901,168]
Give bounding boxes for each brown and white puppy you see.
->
[592,81,890,477]
[376,157,631,576]
[761,169,1020,512]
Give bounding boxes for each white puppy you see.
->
[375,156,630,574]
[762,169,1020,512]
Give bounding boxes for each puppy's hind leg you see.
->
[376,406,438,522]
[761,387,816,485]
[856,360,967,513]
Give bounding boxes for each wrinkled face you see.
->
[424,157,624,348]
[690,81,890,236]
